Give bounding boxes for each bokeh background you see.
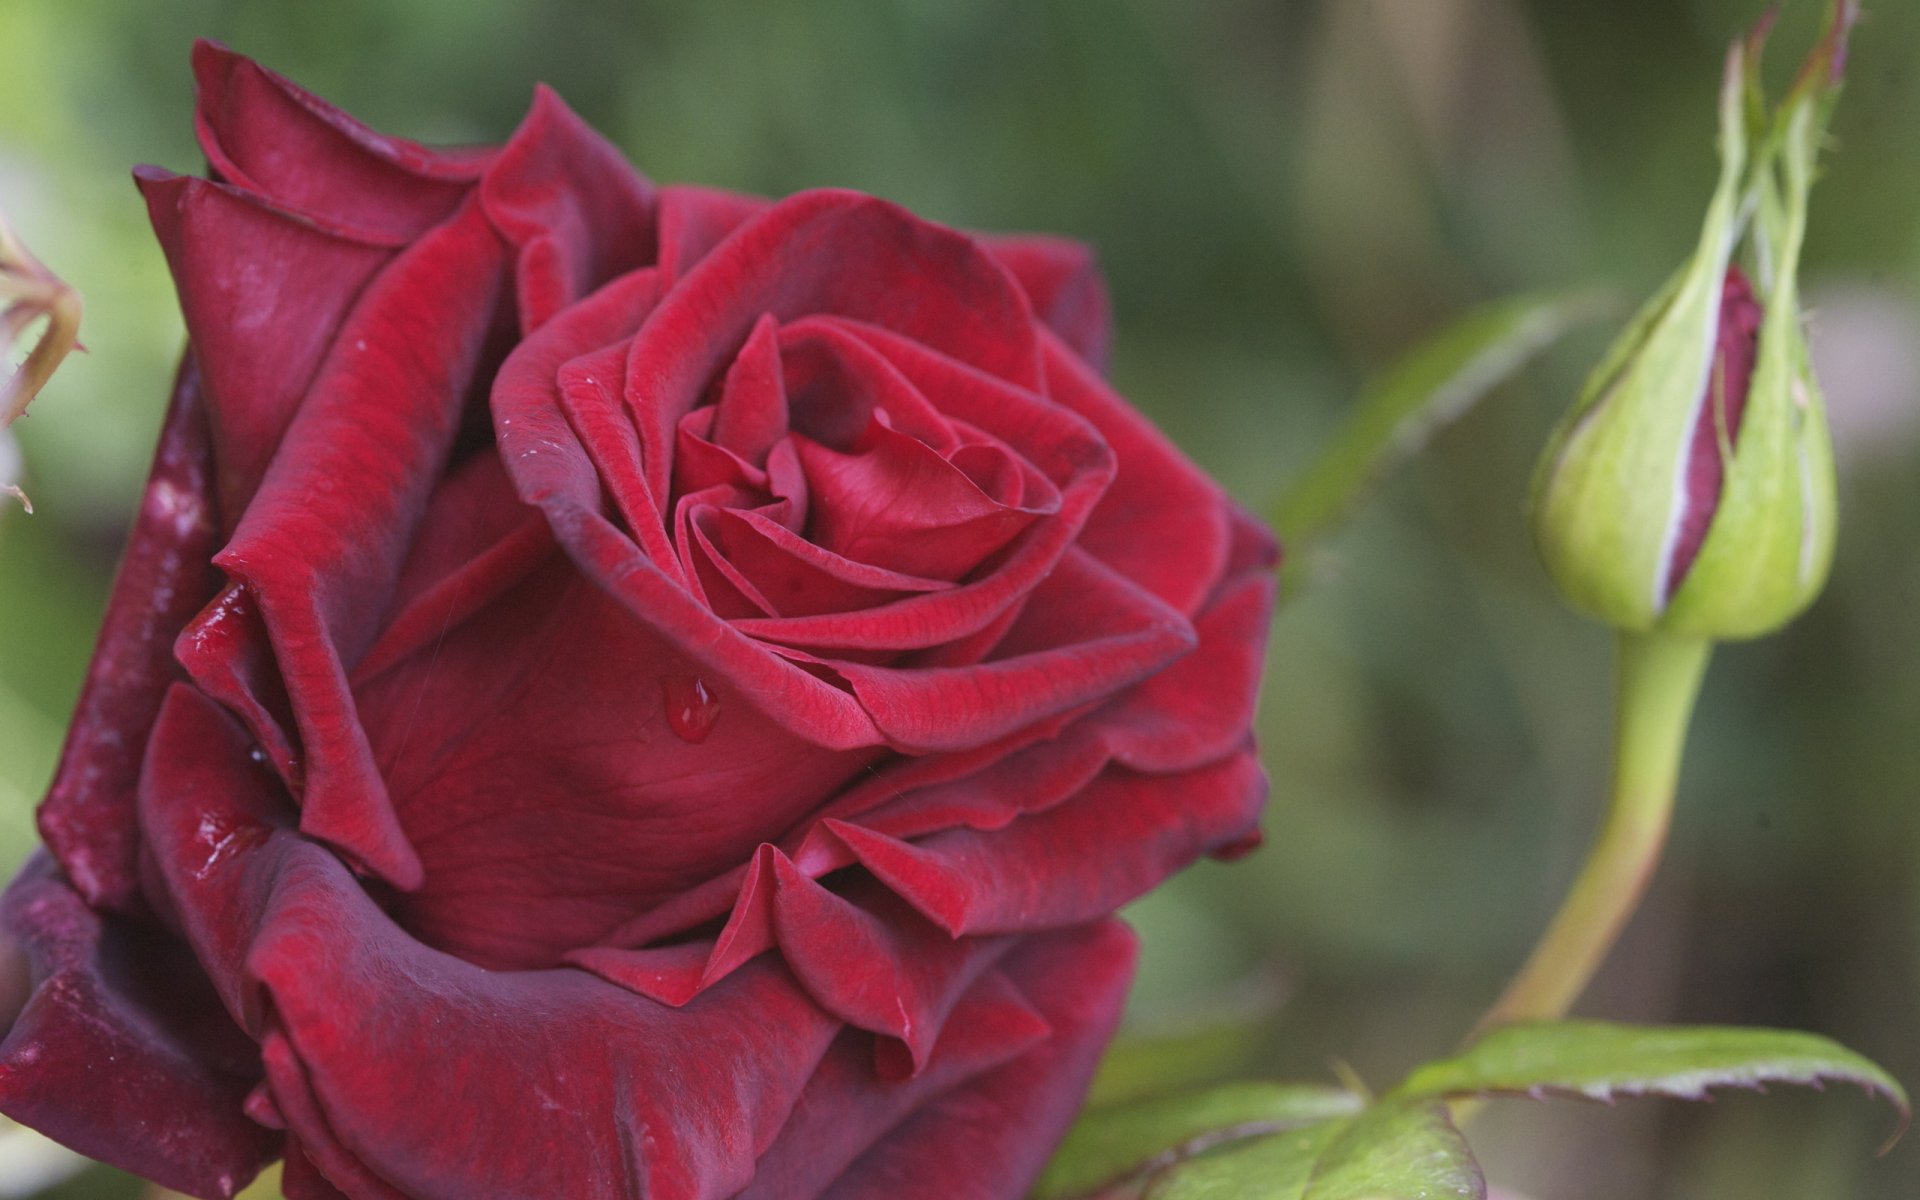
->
[3,1,1918,1197]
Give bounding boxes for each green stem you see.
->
[1474,629,1712,1036]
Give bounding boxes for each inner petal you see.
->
[796,422,1047,582]
[780,321,958,454]
[705,507,953,619]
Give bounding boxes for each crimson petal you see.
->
[191,41,486,242]
[0,854,276,1200]
[479,85,656,333]
[741,921,1133,1200]
[37,361,221,911]
[137,169,395,519]
[184,196,511,890]
[1041,330,1233,616]
[980,234,1114,372]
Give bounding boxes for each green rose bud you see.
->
[1531,3,1852,640]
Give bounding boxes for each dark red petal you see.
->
[141,686,850,1199]
[702,505,951,617]
[0,854,275,1200]
[980,233,1114,372]
[778,319,960,453]
[657,184,771,283]
[622,190,1044,509]
[829,547,1195,752]
[794,423,1044,581]
[281,1131,394,1200]
[547,285,683,572]
[37,360,222,911]
[708,314,791,464]
[812,725,1112,854]
[1094,564,1277,773]
[191,42,486,242]
[350,451,554,685]
[1665,265,1764,598]
[260,1035,413,1200]
[741,921,1134,1200]
[183,196,511,890]
[137,169,395,519]
[350,557,877,969]
[495,276,886,751]
[827,749,1266,937]
[480,84,657,333]
[1041,329,1233,616]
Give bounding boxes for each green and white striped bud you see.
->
[1531,4,1851,640]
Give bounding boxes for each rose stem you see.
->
[1472,628,1712,1036]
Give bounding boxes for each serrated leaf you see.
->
[1302,1101,1485,1200]
[1036,1082,1363,1200]
[1391,1020,1910,1143]
[1143,1120,1345,1200]
[1142,1102,1484,1200]
[1273,290,1608,548]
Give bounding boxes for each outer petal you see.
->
[37,359,222,911]
[137,169,397,519]
[191,41,488,242]
[179,195,511,891]
[825,748,1267,938]
[139,686,841,1200]
[1041,329,1235,616]
[354,554,876,970]
[656,184,769,284]
[979,234,1113,372]
[0,854,275,1200]
[479,85,657,333]
[741,921,1134,1200]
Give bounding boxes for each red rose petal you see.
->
[480,85,656,333]
[347,563,874,969]
[36,361,222,912]
[1095,566,1278,773]
[497,286,888,751]
[656,183,771,284]
[980,233,1115,372]
[191,41,487,242]
[622,190,1044,509]
[708,313,791,464]
[739,921,1132,1200]
[137,170,397,520]
[1041,329,1234,616]
[1664,265,1764,599]
[826,748,1266,937]
[794,422,1045,581]
[830,547,1195,752]
[0,854,276,1200]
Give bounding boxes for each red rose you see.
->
[0,44,1277,1200]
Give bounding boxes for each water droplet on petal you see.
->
[661,674,720,743]
[192,811,270,881]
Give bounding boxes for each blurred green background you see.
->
[3,1,1918,1197]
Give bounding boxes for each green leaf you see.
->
[1273,290,1609,548]
[1035,1082,1362,1199]
[1392,1020,1910,1143]
[1141,1102,1483,1200]
[1142,1121,1344,1200]
[1302,1101,1484,1200]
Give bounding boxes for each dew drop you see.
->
[192,811,269,881]
[661,674,720,743]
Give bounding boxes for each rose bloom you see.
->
[0,45,1276,1200]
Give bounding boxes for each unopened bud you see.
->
[1531,3,1851,640]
